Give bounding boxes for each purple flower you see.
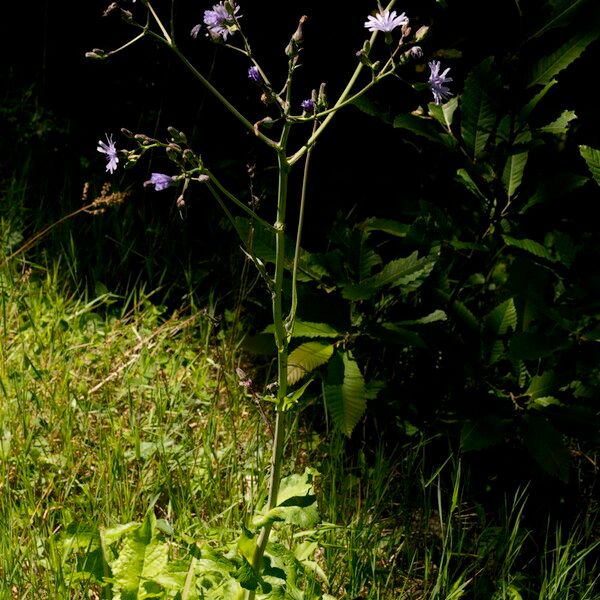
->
[248,65,261,83]
[409,46,423,58]
[97,134,119,174]
[144,173,174,191]
[301,98,315,113]
[428,60,453,105]
[364,8,408,33]
[202,1,241,41]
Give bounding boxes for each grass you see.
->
[1,211,599,598]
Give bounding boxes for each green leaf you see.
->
[521,415,570,482]
[519,80,557,120]
[502,131,532,198]
[509,332,565,360]
[502,235,556,262]
[351,96,392,124]
[393,113,446,144]
[398,309,448,326]
[579,145,600,186]
[428,96,459,129]
[461,57,501,160]
[455,168,487,201]
[264,321,340,339]
[108,512,169,599]
[527,27,600,87]
[323,352,366,437]
[342,250,437,300]
[526,371,556,400]
[254,468,321,529]
[539,110,577,134]
[360,217,409,237]
[283,378,314,411]
[287,342,334,385]
[526,0,589,41]
[485,298,517,335]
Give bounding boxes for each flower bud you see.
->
[414,25,430,42]
[167,126,187,144]
[121,128,134,138]
[285,15,307,57]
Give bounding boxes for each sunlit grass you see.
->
[0,218,598,598]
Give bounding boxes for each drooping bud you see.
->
[121,128,134,138]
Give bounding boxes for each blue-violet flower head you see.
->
[144,173,174,191]
[301,98,315,113]
[203,1,241,41]
[248,65,261,83]
[428,60,453,105]
[97,134,119,174]
[364,8,408,33]
[409,46,423,58]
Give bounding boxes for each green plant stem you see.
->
[247,133,292,600]
[287,120,318,329]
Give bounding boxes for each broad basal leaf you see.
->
[579,145,600,186]
[323,352,366,437]
[287,342,334,385]
[253,468,321,529]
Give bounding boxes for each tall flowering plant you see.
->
[88,1,452,596]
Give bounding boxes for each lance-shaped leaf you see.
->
[323,351,366,437]
[264,320,340,339]
[287,342,334,385]
[485,298,517,335]
[579,145,600,186]
[502,235,556,262]
[360,217,410,238]
[502,130,532,198]
[461,57,501,160]
[527,26,600,87]
[342,250,437,300]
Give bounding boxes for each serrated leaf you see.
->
[539,110,577,134]
[399,309,448,326]
[287,342,334,385]
[323,352,366,437]
[579,145,600,186]
[527,27,600,87]
[502,235,556,262]
[342,251,436,300]
[502,131,532,198]
[455,168,487,201]
[461,57,501,160]
[526,371,556,400]
[521,415,570,482]
[485,298,517,335]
